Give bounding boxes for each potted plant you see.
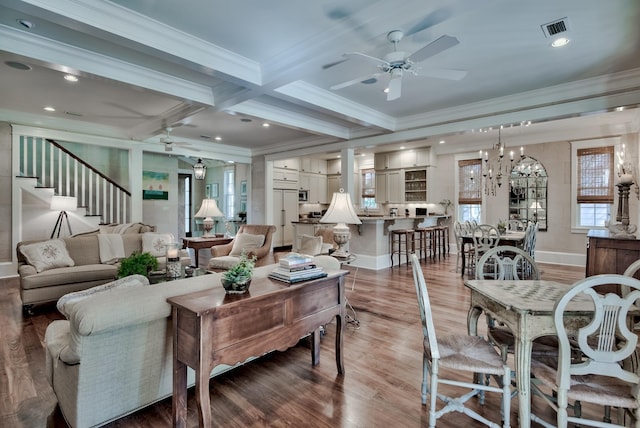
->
[439,199,452,215]
[497,219,507,234]
[221,251,257,294]
[117,251,159,278]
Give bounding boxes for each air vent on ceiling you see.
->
[541,17,570,38]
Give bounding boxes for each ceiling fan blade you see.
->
[331,73,382,91]
[386,70,403,101]
[405,7,452,36]
[344,52,389,67]
[416,67,467,80]
[322,58,348,70]
[408,35,460,63]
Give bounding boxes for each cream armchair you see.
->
[207,224,276,271]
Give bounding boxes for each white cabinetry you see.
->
[326,158,341,175]
[375,170,403,203]
[300,158,327,174]
[374,152,403,170]
[375,148,430,169]
[273,158,299,170]
[299,172,328,203]
[273,189,298,247]
[327,175,341,201]
[273,168,298,189]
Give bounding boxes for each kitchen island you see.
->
[292,215,449,270]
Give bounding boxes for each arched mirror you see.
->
[509,156,548,231]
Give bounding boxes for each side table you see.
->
[182,236,233,268]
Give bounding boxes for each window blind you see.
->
[458,159,482,204]
[577,146,614,204]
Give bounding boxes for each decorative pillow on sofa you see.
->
[19,239,75,273]
[142,233,176,257]
[298,234,323,256]
[229,233,265,256]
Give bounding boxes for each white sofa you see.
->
[44,268,271,427]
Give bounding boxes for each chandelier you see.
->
[479,127,524,196]
[193,158,206,180]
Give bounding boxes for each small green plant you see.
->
[117,251,158,278]
[497,219,507,233]
[222,251,256,285]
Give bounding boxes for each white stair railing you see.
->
[19,136,131,224]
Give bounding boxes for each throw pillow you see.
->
[298,234,323,256]
[142,232,176,257]
[229,233,265,256]
[19,239,75,273]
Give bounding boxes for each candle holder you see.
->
[607,182,637,239]
[165,243,182,278]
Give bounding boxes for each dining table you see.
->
[464,279,594,428]
[460,230,525,277]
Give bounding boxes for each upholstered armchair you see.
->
[207,224,276,271]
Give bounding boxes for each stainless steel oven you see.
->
[298,190,308,202]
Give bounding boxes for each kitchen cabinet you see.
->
[326,158,341,175]
[375,170,403,203]
[374,152,403,170]
[299,172,328,203]
[300,158,327,174]
[273,158,299,170]
[273,189,298,247]
[273,168,298,189]
[404,169,427,202]
[327,175,341,201]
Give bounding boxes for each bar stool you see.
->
[435,225,450,256]
[390,229,414,267]
[414,227,433,261]
[422,226,439,259]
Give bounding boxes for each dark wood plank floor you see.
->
[0,254,598,427]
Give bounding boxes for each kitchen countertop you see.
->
[293,215,449,224]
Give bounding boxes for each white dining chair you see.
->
[530,274,640,428]
[410,254,512,428]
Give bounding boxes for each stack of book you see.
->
[269,253,327,284]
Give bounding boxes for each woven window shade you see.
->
[458,159,482,204]
[577,146,614,204]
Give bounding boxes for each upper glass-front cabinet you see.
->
[509,156,548,231]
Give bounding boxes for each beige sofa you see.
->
[44,267,275,427]
[17,230,190,313]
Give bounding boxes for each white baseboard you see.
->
[0,261,18,279]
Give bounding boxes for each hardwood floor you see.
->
[0,254,597,427]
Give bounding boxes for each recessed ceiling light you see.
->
[383,88,389,93]
[400,146,405,150]
[5,61,31,71]
[215,136,222,141]
[262,123,270,128]
[64,74,78,82]
[337,155,341,158]
[44,106,56,112]
[551,37,570,47]
[616,106,625,112]
[17,19,34,29]
[439,140,446,144]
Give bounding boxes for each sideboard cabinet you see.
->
[586,229,640,293]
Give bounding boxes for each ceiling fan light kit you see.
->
[330,28,465,101]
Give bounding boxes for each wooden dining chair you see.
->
[410,254,512,428]
[530,274,640,428]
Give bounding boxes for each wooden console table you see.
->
[167,269,347,427]
[182,236,233,267]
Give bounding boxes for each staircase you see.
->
[18,137,131,225]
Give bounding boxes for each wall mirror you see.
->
[509,155,548,231]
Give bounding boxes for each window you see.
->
[224,168,235,219]
[572,139,616,229]
[361,169,377,209]
[458,159,482,222]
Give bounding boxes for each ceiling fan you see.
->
[330,30,466,101]
[160,127,191,152]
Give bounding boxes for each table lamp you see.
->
[50,195,78,238]
[320,188,362,258]
[195,198,224,237]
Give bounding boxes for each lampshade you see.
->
[195,198,224,218]
[320,189,362,226]
[530,201,542,210]
[193,158,206,180]
[320,189,361,258]
[50,195,78,212]
[195,198,224,237]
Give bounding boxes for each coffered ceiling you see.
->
[1,0,640,160]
